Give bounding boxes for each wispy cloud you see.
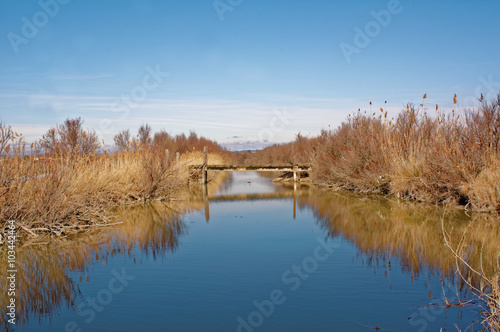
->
[48,74,116,80]
[2,91,379,148]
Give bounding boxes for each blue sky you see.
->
[1,0,499,149]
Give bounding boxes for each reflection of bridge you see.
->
[208,192,294,202]
[199,183,309,222]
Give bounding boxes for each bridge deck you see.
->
[190,164,311,172]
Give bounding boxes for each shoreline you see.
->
[0,150,229,240]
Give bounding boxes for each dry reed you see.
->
[0,143,229,239]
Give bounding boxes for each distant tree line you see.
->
[114,124,230,156]
[233,133,314,165]
[23,118,230,157]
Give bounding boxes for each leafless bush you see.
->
[1,118,230,239]
[0,121,13,155]
[40,117,100,154]
[138,123,152,146]
[114,129,132,151]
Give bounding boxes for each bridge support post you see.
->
[201,146,208,183]
[292,145,299,182]
[293,181,297,219]
[202,183,210,222]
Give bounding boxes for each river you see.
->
[2,171,499,331]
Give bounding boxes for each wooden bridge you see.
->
[190,147,311,183]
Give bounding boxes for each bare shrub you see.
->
[1,119,229,239]
[138,123,152,146]
[114,129,131,151]
[0,121,13,155]
[40,117,100,154]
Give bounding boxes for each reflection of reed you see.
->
[0,244,77,327]
[108,202,188,258]
[0,201,198,327]
[2,176,498,328]
[299,190,500,283]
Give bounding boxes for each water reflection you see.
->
[195,176,500,285]
[296,188,500,284]
[1,172,499,329]
[0,201,196,328]
[109,202,188,258]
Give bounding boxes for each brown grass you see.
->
[245,94,500,212]
[0,143,229,239]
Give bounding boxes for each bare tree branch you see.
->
[0,121,13,155]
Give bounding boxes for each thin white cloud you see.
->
[2,90,382,146]
[48,74,116,80]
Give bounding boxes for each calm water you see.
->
[2,171,498,331]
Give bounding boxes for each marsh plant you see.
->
[0,119,230,239]
[241,94,500,212]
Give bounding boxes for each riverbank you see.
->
[0,148,229,240]
[240,95,500,213]
[311,98,500,213]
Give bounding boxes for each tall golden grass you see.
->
[320,96,499,211]
[0,142,229,238]
[249,94,500,328]
[244,94,500,212]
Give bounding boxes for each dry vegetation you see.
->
[0,201,196,326]
[242,94,500,212]
[0,119,230,239]
[242,94,500,328]
[442,217,500,331]
[298,188,500,330]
